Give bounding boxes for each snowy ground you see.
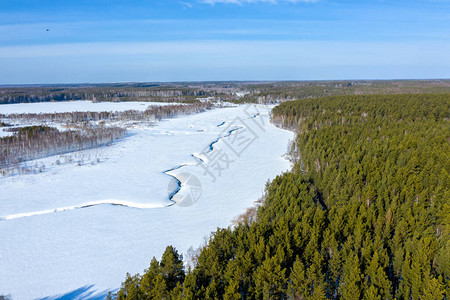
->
[0,129,12,137]
[0,100,176,115]
[0,105,294,300]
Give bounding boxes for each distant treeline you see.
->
[1,102,212,124]
[236,80,450,104]
[114,93,449,299]
[3,80,450,105]
[0,125,126,168]
[0,85,235,104]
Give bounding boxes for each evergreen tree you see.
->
[144,274,166,299]
[183,269,197,299]
[160,246,185,290]
[224,278,241,300]
[141,257,161,298]
[288,257,306,299]
[254,255,287,299]
[340,253,362,299]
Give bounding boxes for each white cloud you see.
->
[199,0,318,4]
[179,1,193,8]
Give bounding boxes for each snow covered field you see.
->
[0,100,175,115]
[0,105,293,299]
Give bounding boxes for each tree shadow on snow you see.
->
[37,285,113,300]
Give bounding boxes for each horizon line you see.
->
[1,78,450,88]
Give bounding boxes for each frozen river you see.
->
[0,104,293,299]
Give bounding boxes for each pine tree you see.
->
[340,253,362,299]
[205,278,221,300]
[422,276,445,300]
[365,251,391,299]
[288,257,306,299]
[183,268,197,299]
[118,273,142,300]
[254,255,287,299]
[224,278,241,300]
[150,274,167,299]
[160,246,185,290]
[313,285,327,300]
[363,285,381,300]
[141,257,161,297]
[170,282,183,300]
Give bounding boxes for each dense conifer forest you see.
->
[114,94,449,299]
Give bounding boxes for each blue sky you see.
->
[0,0,449,84]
